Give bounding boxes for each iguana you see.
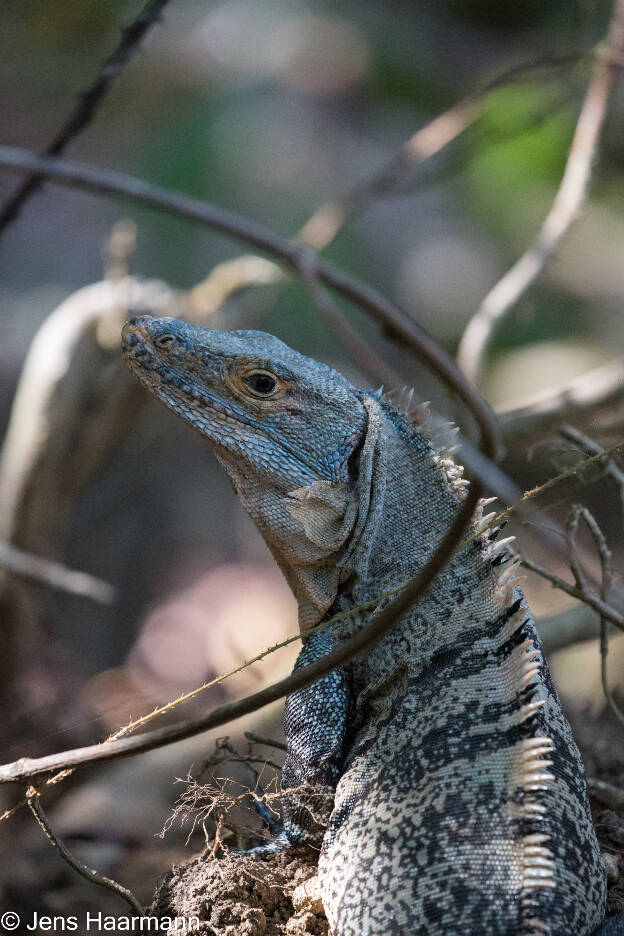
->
[122,314,621,936]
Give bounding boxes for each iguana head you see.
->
[121,315,366,490]
[122,315,369,626]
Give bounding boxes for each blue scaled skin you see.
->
[244,629,352,856]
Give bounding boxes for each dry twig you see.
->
[516,550,623,632]
[567,504,624,724]
[0,539,115,603]
[457,0,624,385]
[26,787,143,914]
[561,423,624,518]
[295,247,403,390]
[498,356,624,440]
[0,0,173,234]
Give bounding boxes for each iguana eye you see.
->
[155,334,176,348]
[242,371,278,397]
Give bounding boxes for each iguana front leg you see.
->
[250,628,352,854]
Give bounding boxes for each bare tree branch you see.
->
[515,550,624,632]
[297,95,482,251]
[0,145,501,462]
[561,423,624,517]
[457,0,624,385]
[538,603,600,655]
[295,247,403,390]
[567,504,624,724]
[190,54,582,320]
[0,539,115,603]
[27,788,144,913]
[0,487,480,785]
[498,355,624,439]
[244,732,287,753]
[0,0,173,235]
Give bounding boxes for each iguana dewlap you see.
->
[122,315,617,936]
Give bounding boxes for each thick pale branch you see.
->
[498,356,624,439]
[0,539,115,603]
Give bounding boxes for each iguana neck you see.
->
[336,394,476,626]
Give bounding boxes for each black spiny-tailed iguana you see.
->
[122,315,621,936]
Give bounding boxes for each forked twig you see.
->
[561,423,624,518]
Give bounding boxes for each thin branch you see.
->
[190,54,582,319]
[0,0,173,235]
[277,52,584,250]
[587,777,624,811]
[498,355,624,439]
[26,788,143,914]
[538,603,600,654]
[0,487,480,785]
[567,504,624,725]
[514,550,624,632]
[295,247,404,390]
[298,95,482,251]
[0,145,501,463]
[0,539,116,603]
[561,423,624,517]
[457,0,624,385]
[244,732,287,752]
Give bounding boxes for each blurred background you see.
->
[0,0,623,919]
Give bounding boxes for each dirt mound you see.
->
[151,849,329,936]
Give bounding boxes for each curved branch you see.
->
[0,488,480,785]
[457,0,624,385]
[0,145,501,462]
[27,790,143,913]
[498,355,624,439]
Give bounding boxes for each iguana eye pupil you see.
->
[244,372,277,396]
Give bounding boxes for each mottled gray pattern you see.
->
[309,396,605,935]
[122,319,608,936]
